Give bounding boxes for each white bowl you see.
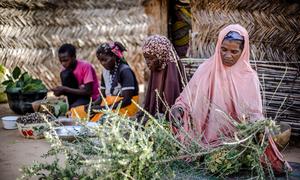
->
[1,116,19,129]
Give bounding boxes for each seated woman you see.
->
[70,42,139,122]
[171,24,291,173]
[138,35,186,122]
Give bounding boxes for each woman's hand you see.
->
[86,105,105,117]
[170,107,184,127]
[51,86,66,96]
[90,105,105,112]
[84,104,89,112]
[84,102,96,112]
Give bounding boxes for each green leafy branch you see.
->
[2,66,47,93]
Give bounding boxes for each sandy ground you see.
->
[0,103,62,180]
[1,102,300,180]
[0,125,53,180]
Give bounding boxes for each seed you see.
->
[16,112,54,125]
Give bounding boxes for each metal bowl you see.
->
[53,126,82,141]
[53,123,97,141]
[55,117,75,126]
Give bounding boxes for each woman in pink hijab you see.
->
[171,24,291,173]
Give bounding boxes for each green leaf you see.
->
[12,66,21,80]
[16,80,24,88]
[7,75,13,81]
[20,72,30,82]
[58,102,68,115]
[6,82,15,89]
[2,80,11,86]
[0,64,5,74]
[22,84,38,93]
[227,163,232,169]
[22,83,47,93]
[31,79,42,84]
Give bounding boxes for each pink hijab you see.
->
[172,24,264,145]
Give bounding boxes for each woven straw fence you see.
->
[188,0,300,132]
[0,0,149,88]
[189,0,300,63]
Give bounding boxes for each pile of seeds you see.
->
[39,103,55,115]
[16,112,54,125]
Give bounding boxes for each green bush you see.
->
[2,66,47,93]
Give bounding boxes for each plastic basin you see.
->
[1,116,19,129]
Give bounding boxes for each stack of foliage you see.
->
[20,107,284,179]
[0,64,8,102]
[203,119,279,178]
[2,66,47,93]
[39,99,68,117]
[21,108,180,179]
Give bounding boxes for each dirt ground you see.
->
[0,103,62,180]
[1,103,300,180]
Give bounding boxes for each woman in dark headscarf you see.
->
[140,35,186,120]
[70,41,139,122]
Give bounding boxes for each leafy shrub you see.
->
[21,109,179,179]
[20,107,280,179]
[2,66,47,93]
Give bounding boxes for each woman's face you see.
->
[97,54,115,70]
[220,40,243,67]
[143,52,161,71]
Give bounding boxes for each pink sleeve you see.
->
[82,64,95,84]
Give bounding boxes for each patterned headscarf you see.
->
[96,41,126,63]
[142,35,178,69]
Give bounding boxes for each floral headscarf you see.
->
[142,35,178,69]
[96,41,126,63]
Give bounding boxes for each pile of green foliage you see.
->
[20,106,283,179]
[2,66,47,93]
[21,108,180,179]
[204,119,278,178]
[39,99,69,117]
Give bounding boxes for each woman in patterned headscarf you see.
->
[70,41,139,122]
[140,35,186,120]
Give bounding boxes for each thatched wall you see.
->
[189,0,300,63]
[0,0,149,88]
[189,0,300,132]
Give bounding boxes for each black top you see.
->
[100,63,139,96]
